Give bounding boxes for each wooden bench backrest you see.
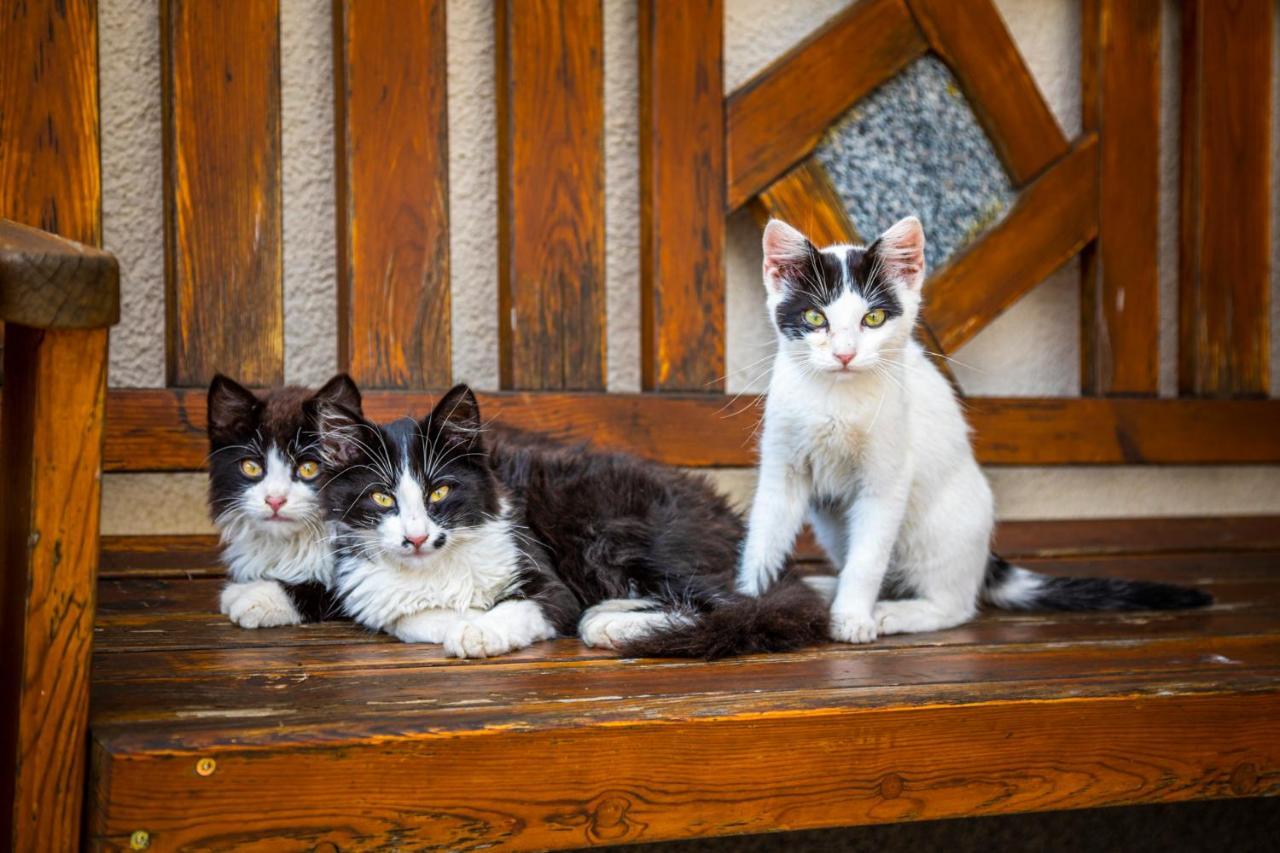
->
[3,0,1277,473]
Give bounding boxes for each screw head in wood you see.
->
[196,757,217,776]
[129,830,150,849]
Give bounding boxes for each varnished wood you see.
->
[2,326,108,853]
[725,0,927,209]
[639,0,726,391]
[1178,0,1273,396]
[162,0,283,387]
[1080,0,1161,395]
[496,0,606,390]
[926,135,1098,353]
[906,0,1068,186]
[334,0,451,389]
[0,218,118,329]
[96,387,1280,470]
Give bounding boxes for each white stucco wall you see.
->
[97,0,1280,535]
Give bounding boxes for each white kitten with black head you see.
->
[206,374,361,628]
[738,217,1210,642]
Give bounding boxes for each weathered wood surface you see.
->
[87,544,1280,850]
[334,0,451,389]
[1080,0,1162,395]
[98,388,1280,470]
[1179,0,1273,396]
[162,0,283,387]
[725,0,927,209]
[496,0,606,390]
[639,0,726,392]
[2,327,108,853]
[0,218,118,329]
[906,0,1067,185]
[925,135,1098,353]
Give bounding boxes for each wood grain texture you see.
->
[906,0,1068,186]
[0,218,118,329]
[2,326,107,853]
[96,387,1280,470]
[1178,0,1273,397]
[639,0,726,391]
[334,0,451,389]
[162,0,283,387]
[85,547,1280,850]
[926,135,1098,353]
[496,0,606,390]
[725,0,927,209]
[1080,0,1161,395]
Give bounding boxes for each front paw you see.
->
[445,621,519,659]
[224,581,302,629]
[735,569,767,598]
[829,609,877,644]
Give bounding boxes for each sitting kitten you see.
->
[319,385,827,659]
[206,373,361,628]
[737,217,1210,641]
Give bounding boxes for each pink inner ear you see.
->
[879,218,926,289]
[762,220,811,292]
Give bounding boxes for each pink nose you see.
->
[265,496,287,513]
[835,351,855,366]
[405,534,429,550]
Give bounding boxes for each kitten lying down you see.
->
[206,374,362,628]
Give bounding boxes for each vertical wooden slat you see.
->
[1179,0,1273,397]
[0,327,108,853]
[496,0,606,391]
[163,0,283,388]
[639,0,725,392]
[1080,0,1161,395]
[334,0,451,389]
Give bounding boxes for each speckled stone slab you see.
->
[814,56,1015,270]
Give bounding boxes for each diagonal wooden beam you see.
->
[925,134,1098,353]
[725,0,927,210]
[907,0,1068,186]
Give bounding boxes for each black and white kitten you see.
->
[206,373,361,628]
[319,385,827,659]
[737,217,1210,641]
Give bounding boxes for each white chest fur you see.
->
[219,519,336,588]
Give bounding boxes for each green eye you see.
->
[863,309,887,328]
[802,309,826,327]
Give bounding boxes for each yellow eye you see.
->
[802,308,826,327]
[863,309,887,328]
[429,484,451,503]
[296,460,320,480]
[239,459,263,478]
[371,491,395,508]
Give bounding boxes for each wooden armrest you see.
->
[0,217,119,329]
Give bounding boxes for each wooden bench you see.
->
[3,0,1279,850]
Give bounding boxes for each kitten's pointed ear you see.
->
[427,384,484,450]
[314,402,370,468]
[312,373,363,414]
[762,219,814,296]
[207,374,261,445]
[870,216,926,292]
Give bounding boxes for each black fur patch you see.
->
[774,240,903,340]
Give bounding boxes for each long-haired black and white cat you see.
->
[207,373,361,628]
[318,385,826,658]
[737,217,1210,642]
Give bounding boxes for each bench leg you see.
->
[1,324,109,852]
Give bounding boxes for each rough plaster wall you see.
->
[281,0,338,386]
[605,0,642,392]
[100,0,165,387]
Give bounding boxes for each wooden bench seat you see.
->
[87,519,1280,851]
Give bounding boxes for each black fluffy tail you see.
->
[982,554,1212,612]
[618,575,830,660]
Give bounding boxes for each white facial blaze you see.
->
[376,467,443,562]
[238,445,320,534]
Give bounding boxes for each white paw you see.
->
[444,621,518,659]
[224,581,301,629]
[579,610,667,649]
[736,570,767,597]
[829,610,877,644]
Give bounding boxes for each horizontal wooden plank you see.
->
[0,218,119,329]
[906,0,1068,185]
[99,388,1280,470]
[725,0,927,209]
[925,134,1098,352]
[87,691,1280,849]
